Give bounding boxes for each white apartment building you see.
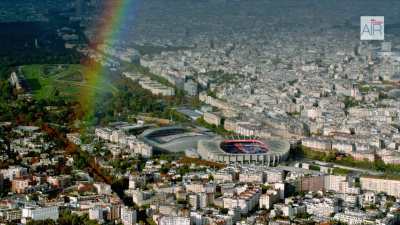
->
[273,183,286,200]
[332,141,354,154]
[203,112,222,126]
[138,78,175,96]
[89,206,104,223]
[305,199,339,217]
[95,127,113,141]
[22,206,59,223]
[302,137,332,151]
[265,169,284,183]
[259,190,279,209]
[360,177,400,197]
[282,204,306,218]
[199,92,231,110]
[239,172,264,183]
[121,207,137,225]
[128,139,153,158]
[188,193,208,210]
[348,107,397,124]
[184,80,198,96]
[190,212,203,225]
[110,130,126,144]
[186,183,205,193]
[363,191,377,205]
[334,210,369,225]
[234,122,262,137]
[1,166,28,180]
[324,175,346,192]
[222,188,261,214]
[94,182,112,195]
[213,171,235,183]
[158,216,190,225]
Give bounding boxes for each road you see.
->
[295,159,385,176]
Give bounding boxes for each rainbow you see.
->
[79,0,140,122]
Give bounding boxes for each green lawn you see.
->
[21,64,117,100]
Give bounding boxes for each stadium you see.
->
[197,137,290,166]
[140,126,214,153]
[140,126,290,166]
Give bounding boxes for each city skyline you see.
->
[1,1,400,225]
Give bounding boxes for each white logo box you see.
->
[360,16,384,41]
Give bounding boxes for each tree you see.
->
[160,164,170,174]
[220,208,229,214]
[57,210,100,225]
[27,219,56,225]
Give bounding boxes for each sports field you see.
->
[21,64,118,100]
